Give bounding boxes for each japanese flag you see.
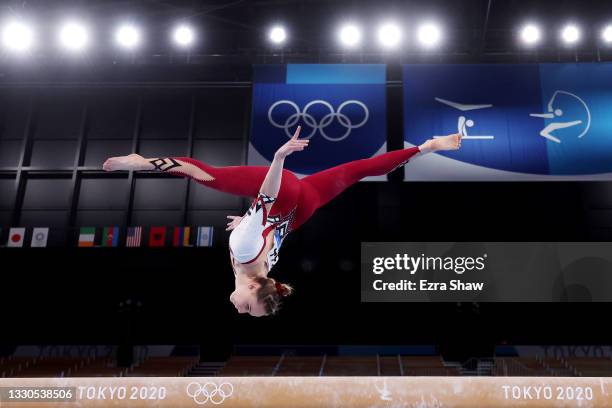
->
[7,228,25,248]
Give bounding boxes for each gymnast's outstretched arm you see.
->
[258,126,307,206]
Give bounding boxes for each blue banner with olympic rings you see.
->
[249,64,387,178]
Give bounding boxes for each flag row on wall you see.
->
[1,226,214,248]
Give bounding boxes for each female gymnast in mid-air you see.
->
[103,127,462,317]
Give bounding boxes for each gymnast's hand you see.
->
[226,215,243,231]
[274,126,309,160]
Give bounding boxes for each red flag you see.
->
[172,226,191,247]
[148,226,166,247]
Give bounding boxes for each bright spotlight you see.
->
[520,24,541,45]
[378,23,401,48]
[268,25,287,45]
[115,24,141,50]
[172,24,194,48]
[1,20,35,53]
[602,25,612,44]
[338,24,362,48]
[561,24,580,45]
[417,22,441,48]
[58,21,90,52]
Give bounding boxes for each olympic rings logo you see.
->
[268,99,369,142]
[186,382,234,405]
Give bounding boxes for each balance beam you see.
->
[1,376,611,407]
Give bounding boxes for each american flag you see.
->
[126,227,142,247]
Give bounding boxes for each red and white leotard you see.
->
[229,192,290,268]
[171,146,421,270]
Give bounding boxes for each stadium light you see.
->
[561,24,580,45]
[268,25,287,45]
[172,24,195,48]
[377,23,402,48]
[519,24,541,46]
[58,20,90,52]
[417,22,442,48]
[115,24,141,50]
[1,20,35,53]
[338,23,362,48]
[602,25,612,44]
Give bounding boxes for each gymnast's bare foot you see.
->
[419,133,462,153]
[103,153,150,171]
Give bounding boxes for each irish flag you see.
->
[78,227,96,247]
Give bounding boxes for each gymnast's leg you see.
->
[102,154,271,198]
[295,134,462,225]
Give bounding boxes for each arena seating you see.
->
[2,357,86,377]
[401,355,460,376]
[218,355,461,377]
[217,356,281,376]
[4,353,612,377]
[540,357,575,376]
[1,356,198,378]
[322,357,379,376]
[0,357,36,377]
[493,356,585,377]
[126,357,200,377]
[378,356,403,376]
[275,356,324,376]
[72,358,126,377]
[494,357,550,376]
[565,357,612,376]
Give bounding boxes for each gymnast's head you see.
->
[229,276,293,317]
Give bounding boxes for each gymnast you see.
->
[103,126,462,317]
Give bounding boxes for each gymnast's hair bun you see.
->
[275,282,294,298]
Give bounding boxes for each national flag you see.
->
[196,226,214,247]
[172,226,191,247]
[101,226,120,247]
[78,227,96,247]
[148,226,166,247]
[126,227,142,248]
[31,227,49,248]
[7,227,25,248]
